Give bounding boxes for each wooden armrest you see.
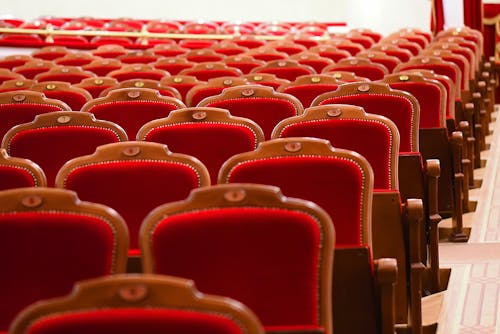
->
[374,257,398,334]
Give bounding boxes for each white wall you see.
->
[1,0,433,36]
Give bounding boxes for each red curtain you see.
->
[464,0,483,31]
[431,0,445,34]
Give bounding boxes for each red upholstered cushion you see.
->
[155,63,193,75]
[9,127,120,186]
[205,98,298,139]
[298,60,330,73]
[168,83,196,102]
[40,91,89,111]
[283,84,339,108]
[191,87,226,107]
[319,94,414,153]
[256,67,313,81]
[280,119,392,190]
[0,212,115,331]
[388,82,442,128]
[0,166,37,189]
[111,71,165,82]
[80,85,114,99]
[182,70,239,81]
[64,161,201,251]
[399,64,458,87]
[144,123,258,184]
[87,101,180,138]
[224,156,363,245]
[83,65,121,77]
[0,103,64,141]
[152,207,321,327]
[15,68,51,80]
[36,74,91,85]
[326,66,385,80]
[27,309,245,334]
[225,62,261,74]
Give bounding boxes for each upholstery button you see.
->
[21,195,43,208]
[13,94,26,102]
[192,111,207,120]
[123,146,141,156]
[127,90,141,99]
[173,77,183,83]
[134,81,145,88]
[357,84,370,92]
[118,284,148,302]
[57,115,72,124]
[94,79,104,85]
[284,141,302,152]
[46,84,57,90]
[241,88,254,97]
[327,108,342,117]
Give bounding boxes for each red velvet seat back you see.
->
[109,65,169,82]
[34,67,95,85]
[281,83,339,108]
[185,77,248,107]
[179,63,242,81]
[0,188,128,332]
[323,63,388,81]
[198,85,303,139]
[313,83,419,153]
[3,112,127,186]
[0,149,46,189]
[274,105,398,190]
[219,138,372,247]
[57,142,210,254]
[387,81,443,128]
[0,91,70,141]
[252,66,315,82]
[142,184,334,332]
[81,88,185,139]
[30,82,92,111]
[138,107,264,184]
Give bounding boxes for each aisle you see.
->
[438,108,500,333]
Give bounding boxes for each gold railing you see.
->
[0,25,331,43]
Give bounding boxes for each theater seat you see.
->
[34,66,95,85]
[185,76,247,107]
[251,59,316,82]
[10,274,265,334]
[30,81,93,111]
[137,107,265,183]
[99,79,182,100]
[56,141,210,258]
[0,187,128,333]
[141,183,334,334]
[0,91,70,141]
[197,84,303,138]
[74,77,120,99]
[2,111,127,186]
[81,87,185,139]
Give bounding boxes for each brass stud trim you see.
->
[21,195,43,208]
[284,141,302,152]
[224,189,246,202]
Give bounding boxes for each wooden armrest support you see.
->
[374,258,398,334]
[450,132,468,242]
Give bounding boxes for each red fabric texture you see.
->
[191,87,225,107]
[152,207,321,327]
[280,119,392,190]
[15,68,52,79]
[0,166,36,189]
[283,84,339,108]
[317,51,349,62]
[0,75,19,85]
[0,103,64,141]
[120,56,158,64]
[205,98,298,139]
[155,63,193,75]
[8,127,120,186]
[385,50,411,63]
[0,212,114,331]
[41,91,89,111]
[319,94,414,152]
[388,82,442,128]
[225,156,363,245]
[111,72,165,82]
[37,74,92,85]
[225,62,261,74]
[298,60,330,73]
[145,123,257,184]
[186,55,224,63]
[251,54,287,62]
[83,65,121,77]
[398,64,459,89]
[64,161,201,252]
[325,66,385,80]
[370,58,398,73]
[255,67,313,81]
[182,70,239,81]
[166,83,197,102]
[27,309,245,334]
[87,101,180,138]
[80,85,114,98]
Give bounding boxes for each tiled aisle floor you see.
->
[438,109,500,334]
